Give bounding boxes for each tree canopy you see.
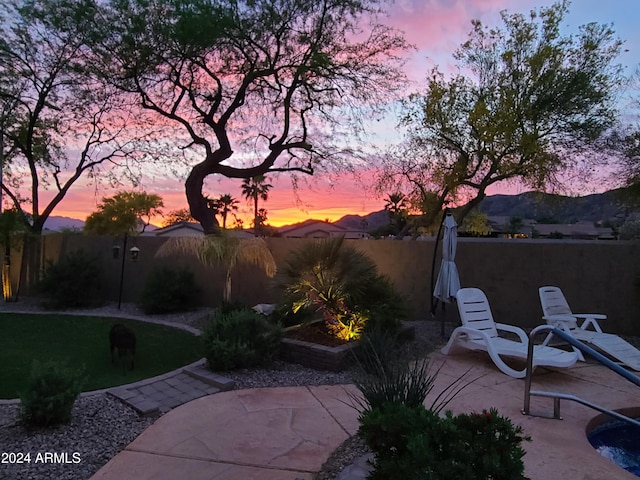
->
[0,0,158,234]
[84,191,164,235]
[379,1,623,229]
[73,0,408,234]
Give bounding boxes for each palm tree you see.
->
[384,192,408,216]
[384,192,409,233]
[156,234,276,303]
[241,175,272,236]
[217,194,240,229]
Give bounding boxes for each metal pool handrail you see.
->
[522,325,640,428]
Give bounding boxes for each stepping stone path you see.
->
[108,361,235,416]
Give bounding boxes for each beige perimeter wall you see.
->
[8,235,640,336]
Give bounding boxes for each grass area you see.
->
[0,313,203,399]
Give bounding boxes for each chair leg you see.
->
[486,348,526,378]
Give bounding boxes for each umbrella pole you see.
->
[430,209,448,337]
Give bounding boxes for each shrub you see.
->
[39,250,104,309]
[140,266,201,314]
[219,300,249,316]
[352,335,518,480]
[359,404,531,480]
[351,325,466,413]
[270,303,315,328]
[278,237,407,340]
[362,276,408,335]
[202,309,282,371]
[20,360,84,428]
[353,337,437,410]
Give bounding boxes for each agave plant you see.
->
[156,234,276,303]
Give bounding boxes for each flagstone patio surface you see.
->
[91,351,640,480]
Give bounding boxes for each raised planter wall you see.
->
[280,338,359,372]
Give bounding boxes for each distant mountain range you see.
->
[43,216,85,231]
[334,210,390,231]
[330,188,639,232]
[40,188,639,232]
[476,189,637,224]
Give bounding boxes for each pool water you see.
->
[588,419,640,477]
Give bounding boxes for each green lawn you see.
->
[0,313,203,399]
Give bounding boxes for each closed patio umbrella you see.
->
[432,212,460,334]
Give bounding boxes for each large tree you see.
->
[78,0,408,234]
[0,0,156,234]
[381,1,623,228]
[84,191,164,235]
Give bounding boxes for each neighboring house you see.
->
[278,219,368,239]
[484,217,615,239]
[143,222,254,238]
[486,216,537,238]
[143,222,204,237]
[533,222,604,240]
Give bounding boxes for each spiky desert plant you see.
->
[157,234,276,303]
[279,237,382,340]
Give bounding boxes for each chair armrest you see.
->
[542,315,578,332]
[543,314,577,323]
[573,313,607,320]
[572,313,605,333]
[495,323,528,343]
[444,326,496,348]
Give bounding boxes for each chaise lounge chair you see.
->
[441,287,579,378]
[539,286,640,371]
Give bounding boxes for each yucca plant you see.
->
[157,234,276,303]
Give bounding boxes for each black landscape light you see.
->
[129,246,140,262]
[115,233,140,309]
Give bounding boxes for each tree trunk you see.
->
[185,163,221,235]
[253,196,259,236]
[224,269,232,303]
[457,191,487,224]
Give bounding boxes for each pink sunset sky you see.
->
[48,0,640,227]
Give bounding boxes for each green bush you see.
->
[270,303,315,328]
[20,360,85,428]
[39,250,104,309]
[362,276,408,335]
[202,309,282,371]
[219,300,249,316]
[278,237,407,340]
[140,266,201,314]
[359,403,531,480]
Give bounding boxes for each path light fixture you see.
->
[114,233,141,309]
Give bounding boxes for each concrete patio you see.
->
[91,351,640,479]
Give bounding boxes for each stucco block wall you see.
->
[9,235,640,336]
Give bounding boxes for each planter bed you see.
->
[280,321,415,372]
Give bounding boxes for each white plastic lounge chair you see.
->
[441,287,578,378]
[539,286,640,371]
